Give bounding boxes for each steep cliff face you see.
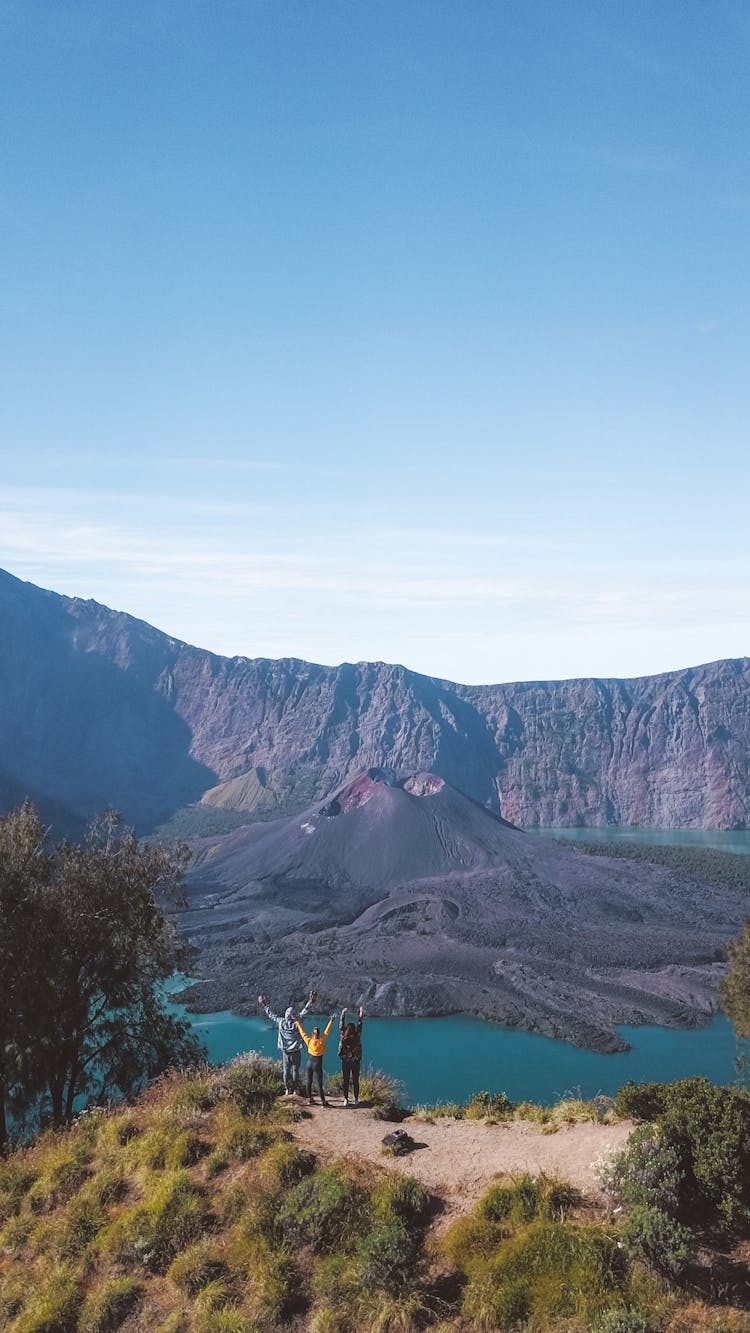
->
[1,567,748,830]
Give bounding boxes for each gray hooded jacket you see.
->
[263,998,313,1054]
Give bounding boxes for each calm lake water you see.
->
[170,826,748,1106]
[168,998,741,1107]
[533,827,750,854]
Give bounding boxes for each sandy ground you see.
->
[292,1099,635,1228]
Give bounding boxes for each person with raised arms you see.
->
[295,1010,337,1106]
[258,989,316,1096]
[338,1005,364,1107]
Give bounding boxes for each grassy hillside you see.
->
[2,1059,750,1332]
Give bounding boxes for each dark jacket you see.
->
[338,1016,363,1063]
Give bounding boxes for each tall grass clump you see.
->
[99,1168,212,1271]
[9,1264,81,1333]
[462,1219,629,1330]
[328,1068,406,1121]
[78,1277,143,1333]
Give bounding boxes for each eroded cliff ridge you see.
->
[1,566,748,830]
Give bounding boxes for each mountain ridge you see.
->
[1,566,748,831]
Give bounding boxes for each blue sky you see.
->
[1,0,748,684]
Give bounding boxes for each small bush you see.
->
[606,1080,750,1239]
[619,1204,693,1277]
[225,1055,284,1116]
[26,1140,91,1214]
[465,1090,516,1121]
[357,1069,406,1121]
[97,1113,141,1152]
[240,1234,299,1322]
[78,1277,143,1333]
[596,1125,683,1214]
[370,1175,431,1229]
[277,1164,367,1252]
[357,1220,416,1291]
[52,1193,107,1258]
[475,1173,575,1233]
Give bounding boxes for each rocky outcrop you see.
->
[1,567,748,830]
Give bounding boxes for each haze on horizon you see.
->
[1,1,748,686]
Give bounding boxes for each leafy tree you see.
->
[723,917,750,1042]
[0,805,205,1143]
[0,802,52,1146]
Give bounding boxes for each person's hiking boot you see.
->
[307,1097,314,1105]
[354,1099,359,1107]
[321,1099,329,1106]
[343,1098,349,1107]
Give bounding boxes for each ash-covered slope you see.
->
[180,770,750,1052]
[2,566,749,831]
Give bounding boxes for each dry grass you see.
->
[0,1060,747,1333]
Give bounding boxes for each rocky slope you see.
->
[179,770,749,1052]
[1,566,749,830]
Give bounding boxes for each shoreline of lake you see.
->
[167,987,741,1107]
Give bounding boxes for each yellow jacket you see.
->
[296,1016,335,1057]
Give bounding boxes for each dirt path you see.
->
[292,1101,634,1228]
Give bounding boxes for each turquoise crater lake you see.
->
[167,1001,739,1108]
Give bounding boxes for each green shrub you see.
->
[0,1211,34,1253]
[349,1069,406,1121]
[619,1204,693,1278]
[10,1265,81,1333]
[357,1220,416,1291]
[52,1193,107,1258]
[462,1219,628,1331]
[370,1174,430,1229]
[78,1277,143,1333]
[610,1079,750,1236]
[99,1168,212,1271]
[26,1141,91,1214]
[277,1165,367,1252]
[97,1113,141,1151]
[615,1081,671,1121]
[465,1090,516,1121]
[225,1055,284,1116]
[597,1125,683,1214]
[195,1277,233,1313]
